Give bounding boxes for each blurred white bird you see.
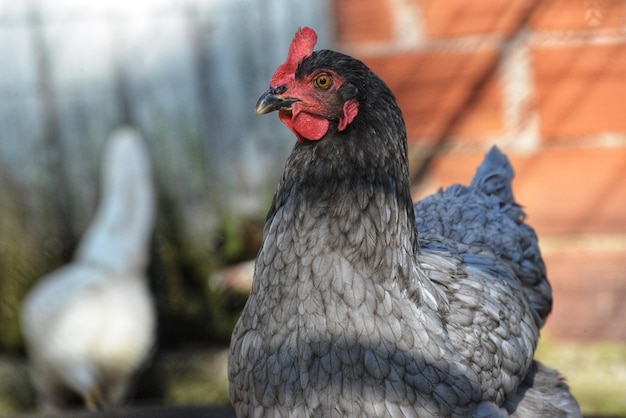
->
[21,128,157,411]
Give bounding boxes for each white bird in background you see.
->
[21,128,157,411]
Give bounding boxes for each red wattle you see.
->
[292,111,329,141]
[279,109,329,142]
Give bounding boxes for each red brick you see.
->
[531,0,626,31]
[412,147,626,235]
[420,0,535,38]
[362,49,500,142]
[450,77,504,141]
[334,0,394,43]
[543,250,626,341]
[533,43,626,140]
[413,151,484,195]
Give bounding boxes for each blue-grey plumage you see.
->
[505,361,582,417]
[229,27,581,417]
[413,147,581,417]
[415,146,551,330]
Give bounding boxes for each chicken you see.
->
[21,128,156,411]
[228,27,581,417]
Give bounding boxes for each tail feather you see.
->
[470,146,515,204]
[416,145,552,329]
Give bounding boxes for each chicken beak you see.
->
[255,89,300,115]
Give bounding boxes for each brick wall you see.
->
[334,0,626,341]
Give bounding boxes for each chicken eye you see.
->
[313,73,332,89]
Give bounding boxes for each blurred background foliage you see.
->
[0,1,329,414]
[0,0,331,352]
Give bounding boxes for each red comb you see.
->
[270,27,318,87]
